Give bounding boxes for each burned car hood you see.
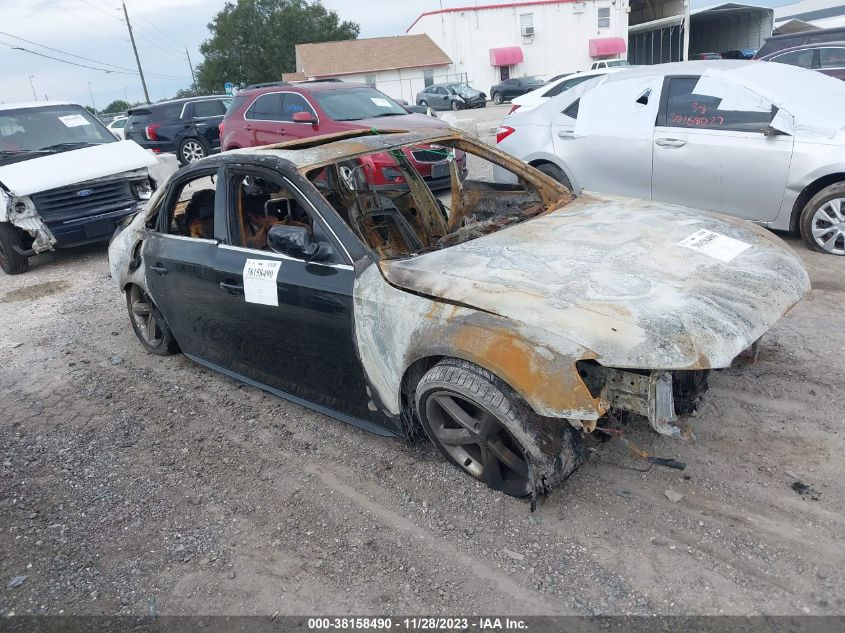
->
[0,140,156,197]
[380,193,810,370]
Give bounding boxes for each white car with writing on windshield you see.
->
[494,60,845,255]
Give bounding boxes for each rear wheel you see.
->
[419,100,428,108]
[178,137,208,166]
[126,285,179,355]
[493,92,503,105]
[416,358,583,498]
[535,162,572,190]
[450,100,460,111]
[800,182,845,255]
[0,223,29,275]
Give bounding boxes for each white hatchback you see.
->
[507,68,621,115]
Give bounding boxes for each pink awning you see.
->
[589,37,627,58]
[489,46,523,66]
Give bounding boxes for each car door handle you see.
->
[219,281,244,294]
[244,125,253,131]
[557,131,575,139]
[655,138,687,147]
[149,264,168,275]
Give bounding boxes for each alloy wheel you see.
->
[425,390,530,496]
[129,285,164,347]
[182,140,205,163]
[811,198,845,255]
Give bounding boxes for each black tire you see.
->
[535,163,572,190]
[799,181,845,256]
[126,285,180,355]
[0,223,29,275]
[493,92,503,105]
[450,100,460,111]
[178,137,208,166]
[419,100,428,108]
[416,358,583,498]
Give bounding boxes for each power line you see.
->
[78,0,122,22]
[125,1,184,50]
[0,30,186,80]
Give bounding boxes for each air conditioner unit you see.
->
[521,25,534,36]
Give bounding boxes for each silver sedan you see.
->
[494,60,845,255]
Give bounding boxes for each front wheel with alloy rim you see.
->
[126,285,180,355]
[493,92,503,105]
[0,223,29,275]
[416,358,583,498]
[801,182,845,255]
[178,137,208,165]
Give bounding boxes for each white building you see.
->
[406,0,629,93]
[291,35,456,103]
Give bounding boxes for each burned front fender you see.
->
[353,263,605,421]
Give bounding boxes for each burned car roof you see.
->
[229,129,461,170]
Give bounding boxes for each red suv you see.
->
[220,81,466,189]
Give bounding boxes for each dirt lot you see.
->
[1,225,844,617]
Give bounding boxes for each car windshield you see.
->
[312,87,408,121]
[0,104,115,157]
[305,137,567,260]
[448,84,478,97]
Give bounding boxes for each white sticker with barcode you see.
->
[678,229,751,262]
[243,258,282,306]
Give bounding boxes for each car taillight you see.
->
[218,120,226,136]
[509,104,521,114]
[496,125,515,144]
[144,124,160,141]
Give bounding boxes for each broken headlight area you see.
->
[575,360,710,438]
[131,177,154,201]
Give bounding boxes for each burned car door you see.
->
[142,166,229,364]
[209,164,383,430]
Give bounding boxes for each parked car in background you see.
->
[507,67,621,114]
[590,59,629,70]
[755,25,845,59]
[109,128,808,499]
[107,116,128,140]
[415,83,486,110]
[758,42,845,81]
[220,81,466,190]
[0,101,159,274]
[721,48,756,59]
[125,95,232,166]
[691,52,722,60]
[489,76,546,104]
[495,60,845,256]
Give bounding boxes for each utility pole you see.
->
[122,1,150,103]
[88,82,97,112]
[28,75,37,101]
[185,47,197,92]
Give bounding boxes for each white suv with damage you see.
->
[0,101,164,274]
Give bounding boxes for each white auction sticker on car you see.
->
[243,258,282,306]
[678,229,751,262]
[370,97,392,107]
[58,114,90,127]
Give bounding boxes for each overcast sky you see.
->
[1,0,794,108]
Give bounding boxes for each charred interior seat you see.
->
[185,189,216,239]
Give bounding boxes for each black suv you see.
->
[125,95,231,166]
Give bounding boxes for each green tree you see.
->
[103,99,130,113]
[84,105,98,115]
[196,0,359,92]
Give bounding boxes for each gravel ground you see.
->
[1,141,843,617]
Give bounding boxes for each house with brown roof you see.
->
[293,34,456,103]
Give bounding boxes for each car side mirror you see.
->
[267,224,332,262]
[292,111,316,124]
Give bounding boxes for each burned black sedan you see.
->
[109,129,808,501]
